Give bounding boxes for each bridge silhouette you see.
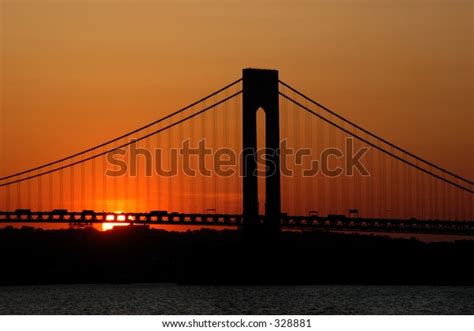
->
[1,68,473,236]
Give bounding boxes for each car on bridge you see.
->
[149,210,167,216]
[327,214,347,220]
[15,209,31,215]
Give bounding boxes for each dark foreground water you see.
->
[0,284,473,314]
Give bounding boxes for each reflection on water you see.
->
[0,284,472,315]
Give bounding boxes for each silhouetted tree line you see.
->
[0,226,472,286]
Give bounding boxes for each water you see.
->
[0,284,472,314]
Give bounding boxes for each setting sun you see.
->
[103,212,131,231]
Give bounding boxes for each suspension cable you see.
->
[280,92,473,194]
[279,80,473,185]
[0,91,242,187]
[1,78,242,181]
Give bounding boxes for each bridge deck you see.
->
[0,211,473,236]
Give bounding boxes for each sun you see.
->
[102,211,131,231]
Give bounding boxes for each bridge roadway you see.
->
[0,210,473,236]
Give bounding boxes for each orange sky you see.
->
[1,0,473,220]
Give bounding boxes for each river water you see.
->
[0,284,472,314]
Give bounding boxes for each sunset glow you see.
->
[0,0,472,319]
[102,212,131,231]
[1,0,472,226]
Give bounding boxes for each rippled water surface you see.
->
[0,284,473,314]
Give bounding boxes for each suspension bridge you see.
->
[1,68,473,236]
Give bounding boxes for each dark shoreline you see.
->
[1,226,473,286]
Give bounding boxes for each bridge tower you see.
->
[242,68,281,233]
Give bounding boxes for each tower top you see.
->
[243,68,278,78]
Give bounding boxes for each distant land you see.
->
[0,227,473,286]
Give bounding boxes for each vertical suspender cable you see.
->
[17,182,20,209]
[403,161,408,218]
[354,133,360,214]
[70,166,74,211]
[415,160,421,219]
[213,96,217,212]
[336,121,342,214]
[321,114,326,216]
[38,171,42,211]
[340,122,346,215]
[328,114,335,214]
[455,186,460,220]
[146,128,151,212]
[102,147,107,211]
[113,141,117,211]
[27,173,31,209]
[92,157,96,212]
[235,94,240,214]
[389,147,394,219]
[447,185,452,220]
[427,164,432,220]
[156,125,160,211]
[382,152,387,218]
[189,104,194,213]
[280,85,285,214]
[134,140,139,212]
[59,168,63,208]
[313,98,319,215]
[306,98,312,215]
[49,167,52,211]
[455,181,463,220]
[6,185,10,211]
[367,135,373,218]
[442,179,447,220]
[224,89,228,214]
[419,162,424,219]
[431,167,437,220]
[158,124,163,209]
[124,145,128,212]
[424,164,428,220]
[293,100,299,215]
[469,187,473,221]
[168,117,172,213]
[81,157,85,211]
[378,142,384,218]
[201,101,206,213]
[178,113,183,213]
